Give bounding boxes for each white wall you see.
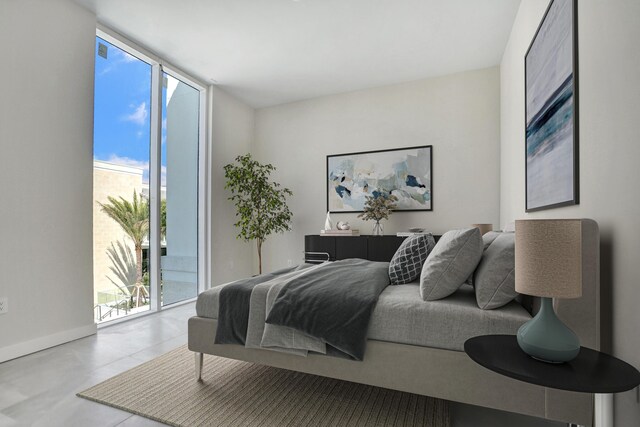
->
[501,1,640,425]
[0,0,258,359]
[254,67,501,273]
[210,86,256,286]
[0,0,97,361]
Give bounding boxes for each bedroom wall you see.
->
[0,0,97,361]
[0,0,256,361]
[500,0,640,425]
[253,67,501,273]
[209,86,256,286]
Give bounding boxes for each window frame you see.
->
[95,26,210,325]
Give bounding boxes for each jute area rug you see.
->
[78,345,449,427]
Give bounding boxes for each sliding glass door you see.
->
[93,30,205,323]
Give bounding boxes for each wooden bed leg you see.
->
[195,352,203,381]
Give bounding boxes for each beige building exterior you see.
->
[92,161,143,309]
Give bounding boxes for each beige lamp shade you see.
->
[471,224,493,235]
[515,219,583,299]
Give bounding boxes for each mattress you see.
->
[368,283,531,351]
[196,281,531,352]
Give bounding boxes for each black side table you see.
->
[464,335,640,426]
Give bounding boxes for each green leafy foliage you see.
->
[357,193,398,222]
[105,240,136,296]
[98,191,166,307]
[224,154,293,273]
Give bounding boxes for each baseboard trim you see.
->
[0,323,97,363]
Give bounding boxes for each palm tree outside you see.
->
[98,191,150,307]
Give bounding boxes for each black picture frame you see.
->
[524,0,579,212]
[326,145,433,213]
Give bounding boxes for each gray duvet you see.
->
[266,259,390,360]
[214,259,390,361]
[214,264,311,345]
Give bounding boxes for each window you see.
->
[160,72,201,306]
[92,29,206,323]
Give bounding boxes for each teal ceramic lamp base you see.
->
[517,297,580,363]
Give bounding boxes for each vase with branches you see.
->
[358,193,398,236]
[224,154,293,274]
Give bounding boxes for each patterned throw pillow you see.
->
[389,234,436,285]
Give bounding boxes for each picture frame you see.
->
[326,145,432,213]
[525,0,579,212]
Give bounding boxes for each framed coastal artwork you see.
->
[525,0,579,212]
[326,145,432,213]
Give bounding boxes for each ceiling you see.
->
[75,0,521,108]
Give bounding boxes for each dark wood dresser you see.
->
[304,234,439,263]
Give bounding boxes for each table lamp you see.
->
[515,219,585,363]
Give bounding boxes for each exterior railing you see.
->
[94,289,130,322]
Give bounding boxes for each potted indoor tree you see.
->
[224,154,293,274]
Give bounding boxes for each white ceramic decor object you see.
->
[324,212,333,231]
[337,221,351,230]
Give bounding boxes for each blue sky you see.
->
[94,37,167,184]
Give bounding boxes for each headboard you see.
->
[553,219,601,351]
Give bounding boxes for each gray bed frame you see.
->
[188,223,600,426]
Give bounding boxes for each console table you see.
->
[304,234,440,263]
[304,235,403,263]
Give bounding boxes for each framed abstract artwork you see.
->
[326,145,432,213]
[525,0,579,212]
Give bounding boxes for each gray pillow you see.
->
[465,231,504,286]
[474,233,517,309]
[389,234,436,284]
[420,228,483,301]
[481,231,502,250]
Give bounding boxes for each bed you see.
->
[188,225,599,426]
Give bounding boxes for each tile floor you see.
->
[0,303,195,427]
